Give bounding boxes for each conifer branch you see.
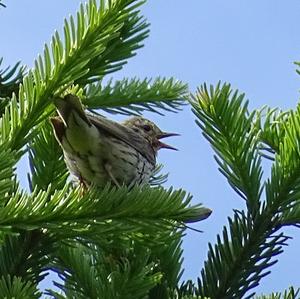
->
[266,104,300,226]
[48,242,161,299]
[255,287,300,299]
[0,59,25,114]
[1,0,150,153]
[0,275,41,298]
[191,82,263,214]
[0,185,209,240]
[0,232,55,285]
[84,77,188,115]
[28,122,68,192]
[190,82,299,298]
[254,107,290,159]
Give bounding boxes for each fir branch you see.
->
[255,287,300,299]
[196,211,289,299]
[191,82,263,215]
[0,0,149,153]
[84,77,188,115]
[74,1,150,85]
[27,121,68,192]
[0,185,210,238]
[266,104,300,225]
[0,144,18,202]
[0,59,24,99]
[0,275,41,299]
[149,163,169,186]
[148,238,184,298]
[0,59,25,116]
[0,232,55,284]
[176,280,210,299]
[190,82,300,298]
[254,106,289,159]
[48,242,161,299]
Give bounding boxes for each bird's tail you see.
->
[50,94,96,152]
[53,94,90,126]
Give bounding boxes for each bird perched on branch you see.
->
[50,94,179,188]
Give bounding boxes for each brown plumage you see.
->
[50,94,178,187]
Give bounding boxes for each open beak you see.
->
[156,132,180,150]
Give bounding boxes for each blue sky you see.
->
[1,0,300,295]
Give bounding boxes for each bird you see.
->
[50,94,179,188]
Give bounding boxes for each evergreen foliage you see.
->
[0,0,299,298]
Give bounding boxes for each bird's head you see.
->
[123,116,179,152]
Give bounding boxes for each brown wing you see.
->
[87,114,156,165]
[54,94,90,125]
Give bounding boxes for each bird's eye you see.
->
[142,124,151,132]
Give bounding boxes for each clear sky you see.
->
[1,0,300,295]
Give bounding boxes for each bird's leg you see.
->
[78,174,88,194]
[104,162,121,188]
